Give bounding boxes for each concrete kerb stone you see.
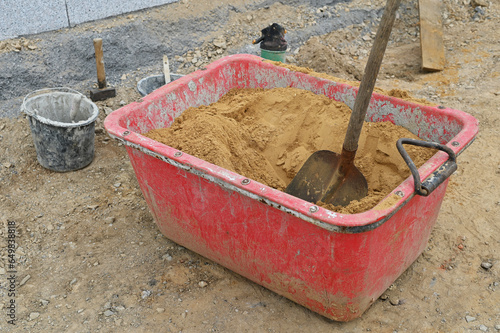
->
[0,0,178,40]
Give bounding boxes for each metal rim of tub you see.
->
[22,87,99,127]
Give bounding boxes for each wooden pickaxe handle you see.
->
[93,38,107,89]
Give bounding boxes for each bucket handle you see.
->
[22,87,87,116]
[396,138,457,196]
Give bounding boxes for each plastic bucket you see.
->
[137,74,184,97]
[260,49,286,62]
[22,88,99,172]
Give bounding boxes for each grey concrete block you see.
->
[0,0,68,40]
[0,0,179,41]
[66,0,178,26]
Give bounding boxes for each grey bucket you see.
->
[22,88,99,172]
[137,74,184,97]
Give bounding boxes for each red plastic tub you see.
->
[104,54,478,321]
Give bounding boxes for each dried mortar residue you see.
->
[145,87,435,214]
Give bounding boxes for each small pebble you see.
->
[19,275,31,286]
[156,308,165,313]
[481,262,493,270]
[466,315,476,322]
[104,302,112,309]
[105,217,115,224]
[0,267,5,275]
[198,281,208,288]
[472,0,488,6]
[29,312,40,320]
[104,310,114,317]
[141,290,152,299]
[389,298,400,306]
[494,324,500,330]
[40,299,49,306]
[479,325,488,332]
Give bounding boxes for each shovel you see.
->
[285,0,402,206]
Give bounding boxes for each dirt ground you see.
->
[0,0,499,332]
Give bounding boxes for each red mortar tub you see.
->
[104,54,478,321]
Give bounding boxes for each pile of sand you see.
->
[145,87,434,213]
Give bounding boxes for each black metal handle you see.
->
[396,138,457,196]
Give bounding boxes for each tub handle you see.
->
[396,138,457,196]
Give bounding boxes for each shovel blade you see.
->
[285,150,368,206]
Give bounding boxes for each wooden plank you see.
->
[418,0,445,71]
[163,55,171,84]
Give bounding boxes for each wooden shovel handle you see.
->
[343,0,402,152]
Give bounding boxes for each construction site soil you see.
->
[0,0,498,331]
